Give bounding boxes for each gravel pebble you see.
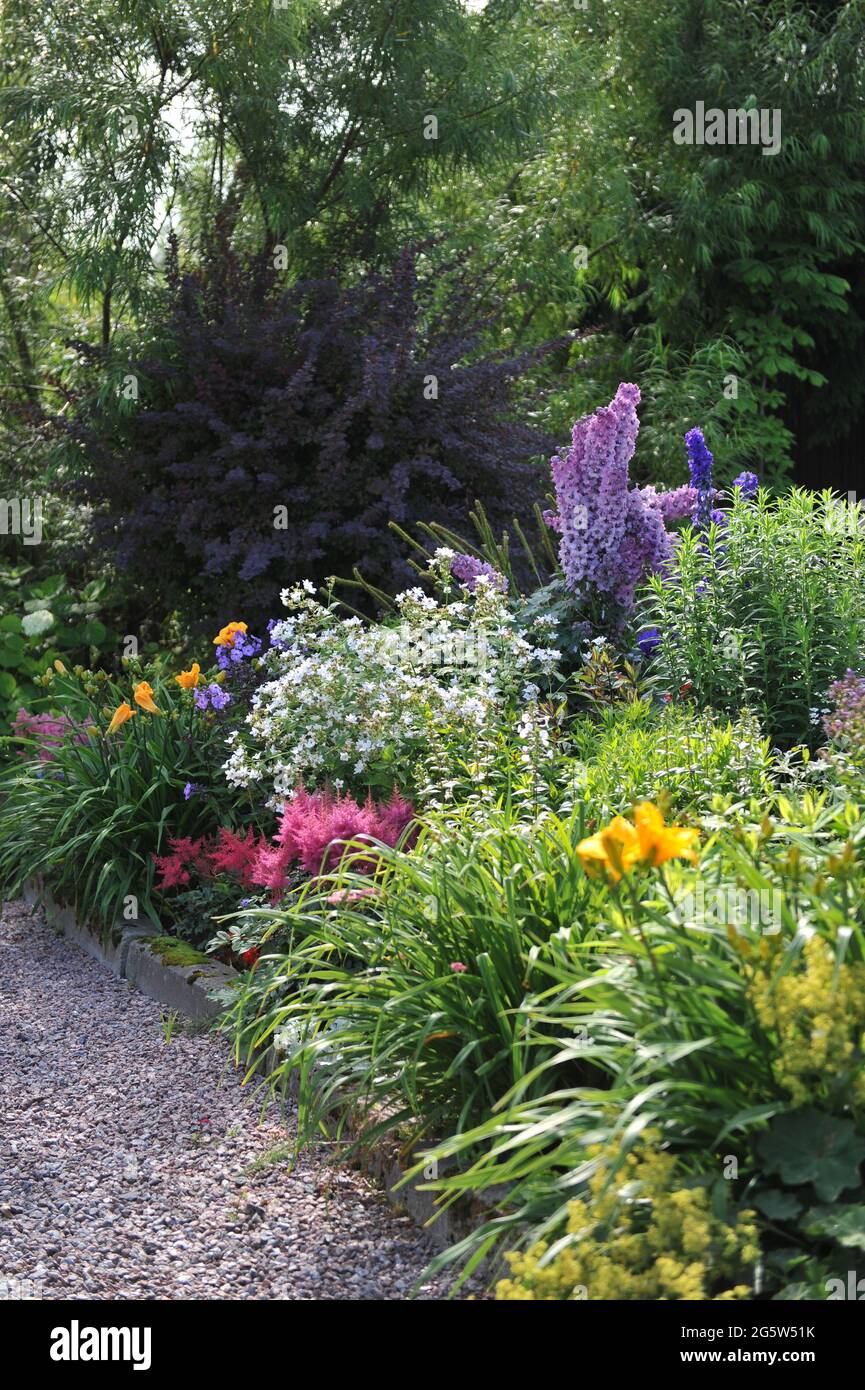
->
[0,900,454,1300]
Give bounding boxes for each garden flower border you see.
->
[20,877,499,1257]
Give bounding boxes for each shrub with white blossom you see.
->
[222,575,562,804]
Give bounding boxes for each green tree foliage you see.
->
[432,0,865,484]
[0,0,550,361]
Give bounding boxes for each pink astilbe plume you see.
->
[372,788,417,850]
[207,826,266,888]
[153,836,212,890]
[251,786,416,889]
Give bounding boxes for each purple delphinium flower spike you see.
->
[546,383,672,612]
[685,428,716,531]
[732,471,759,499]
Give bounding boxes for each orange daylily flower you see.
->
[133,681,161,714]
[633,801,700,868]
[175,663,201,690]
[577,802,699,881]
[106,702,136,735]
[213,621,247,648]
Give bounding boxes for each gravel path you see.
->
[0,899,453,1301]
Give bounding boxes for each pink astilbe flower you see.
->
[13,707,88,763]
[153,836,212,890]
[327,887,380,907]
[207,826,266,888]
[546,383,673,611]
[370,788,417,851]
[252,786,416,889]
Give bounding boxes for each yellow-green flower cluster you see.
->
[496,1133,758,1301]
[749,934,865,1109]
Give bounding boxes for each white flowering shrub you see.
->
[222,573,562,805]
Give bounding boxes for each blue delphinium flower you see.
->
[685,427,715,530]
[732,470,759,499]
[637,627,661,656]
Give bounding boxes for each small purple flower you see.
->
[183,782,200,801]
[267,618,289,651]
[637,627,661,656]
[450,553,508,594]
[194,683,232,712]
[732,471,759,499]
[216,632,262,672]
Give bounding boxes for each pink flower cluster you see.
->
[12,708,88,763]
[153,787,415,897]
[546,383,676,610]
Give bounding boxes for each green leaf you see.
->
[804,1205,865,1250]
[81,618,109,645]
[757,1110,865,1202]
[753,1189,803,1221]
[0,635,26,665]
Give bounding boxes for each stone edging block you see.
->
[21,877,237,1018]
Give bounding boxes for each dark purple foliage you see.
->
[76,243,553,628]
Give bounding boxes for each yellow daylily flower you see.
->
[577,802,699,880]
[633,801,700,868]
[106,702,136,735]
[133,681,161,714]
[175,663,201,690]
[213,621,247,648]
[577,816,640,882]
